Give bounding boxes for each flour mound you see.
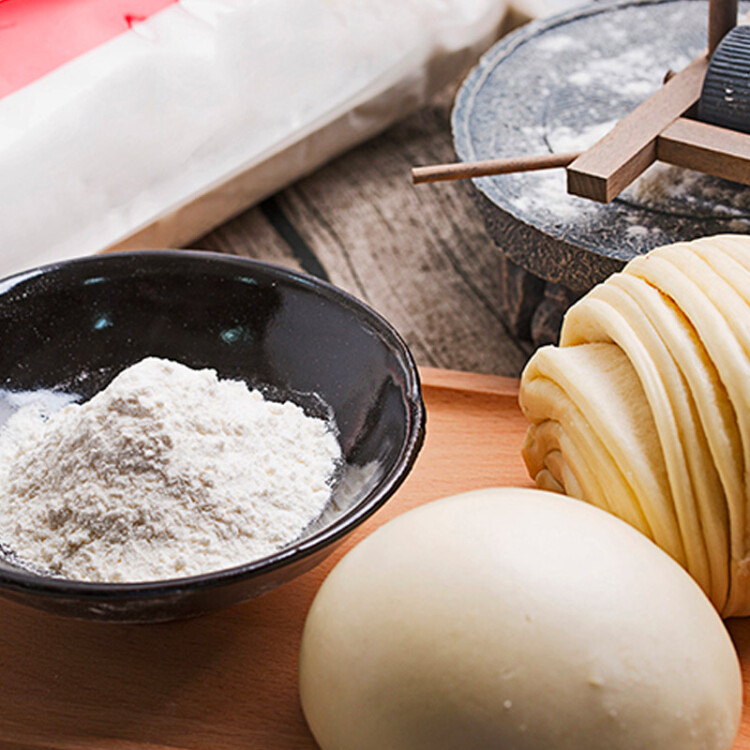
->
[0,358,341,583]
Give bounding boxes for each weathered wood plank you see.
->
[198,88,536,377]
[196,207,303,274]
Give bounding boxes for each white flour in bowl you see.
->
[0,357,342,583]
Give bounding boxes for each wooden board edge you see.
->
[418,366,520,398]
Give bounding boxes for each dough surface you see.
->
[521,235,750,615]
[299,488,742,750]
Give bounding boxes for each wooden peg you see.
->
[709,0,737,54]
[411,153,579,184]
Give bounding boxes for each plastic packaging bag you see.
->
[0,0,508,276]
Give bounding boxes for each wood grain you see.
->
[1,368,750,749]
[197,89,535,377]
[566,54,710,203]
[658,116,750,184]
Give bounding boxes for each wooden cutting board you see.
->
[1,367,749,749]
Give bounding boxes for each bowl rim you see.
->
[0,249,426,601]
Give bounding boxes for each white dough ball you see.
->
[299,488,742,750]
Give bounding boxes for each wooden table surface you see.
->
[5,369,750,750]
[196,85,536,379]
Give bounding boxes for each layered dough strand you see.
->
[520,235,750,616]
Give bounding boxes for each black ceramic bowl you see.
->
[0,251,425,622]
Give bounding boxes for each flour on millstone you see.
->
[0,358,342,583]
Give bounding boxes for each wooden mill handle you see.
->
[709,0,738,54]
[411,152,580,184]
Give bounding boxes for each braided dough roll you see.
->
[520,235,750,616]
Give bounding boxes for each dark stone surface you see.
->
[495,250,584,347]
[454,0,750,300]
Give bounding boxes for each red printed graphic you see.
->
[0,0,178,98]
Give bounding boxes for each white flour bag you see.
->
[0,0,508,276]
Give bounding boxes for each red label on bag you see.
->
[0,0,178,98]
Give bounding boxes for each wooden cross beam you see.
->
[567,0,747,203]
[412,0,750,198]
[657,117,750,183]
[565,56,708,202]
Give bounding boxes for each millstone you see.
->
[453,0,750,345]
